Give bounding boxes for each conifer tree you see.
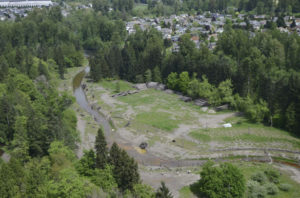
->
[76,149,96,177]
[153,66,162,83]
[95,128,108,169]
[155,182,173,198]
[109,142,140,191]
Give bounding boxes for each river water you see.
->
[73,67,112,139]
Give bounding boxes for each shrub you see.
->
[264,170,280,184]
[279,183,292,192]
[91,165,118,193]
[251,171,268,184]
[198,162,246,198]
[247,180,267,198]
[265,183,279,195]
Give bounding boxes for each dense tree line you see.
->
[76,128,141,194]
[138,0,300,16]
[0,6,86,157]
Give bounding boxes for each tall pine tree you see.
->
[155,182,173,198]
[95,128,108,169]
[109,142,140,191]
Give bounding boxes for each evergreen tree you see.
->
[76,150,96,177]
[153,66,162,83]
[95,128,108,169]
[290,19,296,28]
[155,182,173,198]
[144,69,152,82]
[109,142,140,191]
[276,15,286,28]
[0,56,8,81]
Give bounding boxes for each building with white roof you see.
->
[0,0,53,7]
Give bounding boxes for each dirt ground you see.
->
[140,169,199,198]
[275,164,300,184]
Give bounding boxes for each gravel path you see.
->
[141,171,199,198]
[275,164,300,184]
[76,115,96,158]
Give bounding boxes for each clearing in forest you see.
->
[82,79,300,160]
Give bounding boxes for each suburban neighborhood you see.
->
[126,12,300,51]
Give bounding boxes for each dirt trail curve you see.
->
[73,67,300,168]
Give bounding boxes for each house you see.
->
[208,42,216,50]
[191,35,200,49]
[161,28,172,39]
[172,43,180,52]
[171,35,180,42]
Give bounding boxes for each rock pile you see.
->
[194,99,209,107]
[164,89,174,94]
[132,82,167,91]
[216,104,229,111]
[111,90,139,97]
[133,83,147,90]
[179,95,192,102]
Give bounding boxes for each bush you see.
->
[251,171,268,184]
[133,184,155,198]
[264,170,280,184]
[91,165,118,193]
[279,183,292,192]
[247,180,267,198]
[198,162,246,198]
[265,183,279,195]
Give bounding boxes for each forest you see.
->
[0,0,300,197]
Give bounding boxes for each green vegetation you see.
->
[180,162,300,198]
[192,161,246,198]
[76,129,142,194]
[189,132,211,142]
[0,6,152,197]
[179,186,194,198]
[156,182,173,198]
[136,112,178,131]
[100,80,134,92]
[189,121,300,150]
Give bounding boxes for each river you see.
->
[73,66,112,139]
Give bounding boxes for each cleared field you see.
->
[82,79,300,159]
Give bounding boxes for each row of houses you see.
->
[0,7,31,20]
[126,13,300,52]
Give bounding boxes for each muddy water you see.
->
[73,67,112,140]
